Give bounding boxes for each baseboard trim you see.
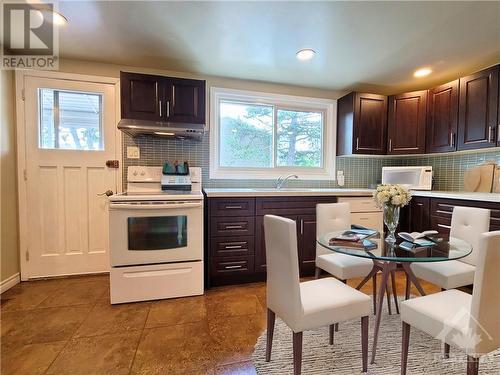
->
[1,273,20,294]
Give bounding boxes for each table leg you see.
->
[402,263,426,296]
[355,263,380,291]
[370,261,392,364]
[391,270,400,314]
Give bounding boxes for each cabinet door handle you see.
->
[389,139,392,152]
[498,125,500,142]
[488,126,493,143]
[224,265,243,270]
[437,224,451,230]
[166,100,170,118]
[356,137,359,151]
[159,100,162,117]
[450,132,455,147]
[225,225,243,230]
[224,205,242,209]
[300,219,304,235]
[224,245,243,249]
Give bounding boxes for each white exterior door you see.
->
[23,76,118,278]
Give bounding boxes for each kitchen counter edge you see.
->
[203,188,500,203]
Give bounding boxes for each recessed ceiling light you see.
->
[36,7,68,26]
[296,49,316,61]
[414,67,432,78]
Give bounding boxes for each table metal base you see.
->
[355,260,426,364]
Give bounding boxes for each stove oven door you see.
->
[109,200,203,267]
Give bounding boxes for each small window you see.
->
[39,89,103,150]
[210,87,336,180]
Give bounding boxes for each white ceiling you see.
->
[58,1,500,94]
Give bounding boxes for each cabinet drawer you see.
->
[430,215,452,235]
[210,236,254,257]
[210,217,255,236]
[338,197,380,212]
[351,212,383,231]
[210,198,255,217]
[211,256,254,276]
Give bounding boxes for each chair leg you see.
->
[329,324,335,345]
[293,331,303,375]
[372,274,377,315]
[466,356,479,375]
[391,270,400,314]
[405,273,411,300]
[361,316,369,373]
[401,322,411,375]
[386,285,393,315]
[266,309,276,362]
[443,343,450,359]
[315,267,321,279]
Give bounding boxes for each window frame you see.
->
[209,87,336,180]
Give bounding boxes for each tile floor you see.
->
[1,273,441,375]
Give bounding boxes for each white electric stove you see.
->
[108,166,204,304]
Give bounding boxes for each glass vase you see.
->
[383,204,400,244]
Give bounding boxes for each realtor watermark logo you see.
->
[1,1,60,70]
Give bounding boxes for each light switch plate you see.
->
[127,146,140,159]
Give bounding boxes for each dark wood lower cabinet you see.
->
[207,196,337,286]
[402,197,499,235]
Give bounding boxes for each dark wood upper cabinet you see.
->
[457,65,498,150]
[337,92,387,155]
[121,72,163,121]
[387,90,427,155]
[120,72,206,124]
[166,78,206,124]
[426,80,459,153]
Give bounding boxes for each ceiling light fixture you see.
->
[154,132,175,136]
[36,7,68,26]
[296,49,316,61]
[414,67,432,78]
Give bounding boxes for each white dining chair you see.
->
[410,207,490,290]
[264,214,371,375]
[316,202,399,316]
[401,231,500,375]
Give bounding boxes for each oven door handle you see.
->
[109,202,202,210]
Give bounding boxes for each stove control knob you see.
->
[133,171,138,176]
[140,171,145,176]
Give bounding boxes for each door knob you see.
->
[97,190,114,197]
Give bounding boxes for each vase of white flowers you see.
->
[373,184,412,243]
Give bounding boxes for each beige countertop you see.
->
[203,188,500,203]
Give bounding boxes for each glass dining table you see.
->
[317,232,472,364]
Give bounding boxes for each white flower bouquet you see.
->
[373,184,412,208]
[373,184,412,243]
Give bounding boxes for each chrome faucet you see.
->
[275,174,299,189]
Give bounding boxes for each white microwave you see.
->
[381,166,433,190]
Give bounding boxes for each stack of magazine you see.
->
[398,230,438,251]
[329,225,378,250]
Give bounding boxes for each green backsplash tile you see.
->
[123,132,499,191]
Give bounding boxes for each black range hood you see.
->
[117,119,204,141]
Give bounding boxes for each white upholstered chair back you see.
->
[264,215,302,327]
[316,203,351,257]
[450,207,490,266]
[469,231,500,355]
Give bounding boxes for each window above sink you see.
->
[209,87,336,180]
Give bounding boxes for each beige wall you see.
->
[59,58,344,100]
[1,70,20,283]
[0,58,340,283]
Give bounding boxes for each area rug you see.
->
[252,298,500,374]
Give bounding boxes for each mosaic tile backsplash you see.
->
[123,133,500,191]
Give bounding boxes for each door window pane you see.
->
[127,216,187,251]
[276,109,323,167]
[39,89,103,150]
[219,101,273,168]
